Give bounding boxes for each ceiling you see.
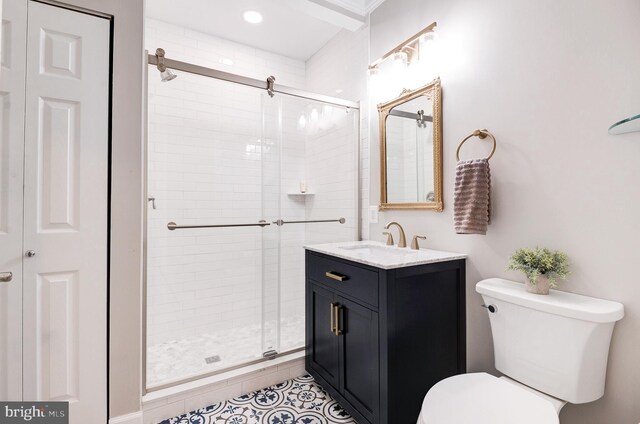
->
[146,0,384,60]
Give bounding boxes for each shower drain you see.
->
[204,355,221,364]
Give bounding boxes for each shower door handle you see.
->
[273,218,346,226]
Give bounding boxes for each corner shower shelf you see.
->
[609,114,640,135]
[287,192,315,196]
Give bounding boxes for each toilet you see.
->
[418,278,624,424]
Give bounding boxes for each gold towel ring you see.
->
[456,129,497,161]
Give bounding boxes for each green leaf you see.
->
[506,247,570,287]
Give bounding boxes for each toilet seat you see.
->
[417,373,559,424]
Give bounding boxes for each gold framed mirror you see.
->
[379,78,443,211]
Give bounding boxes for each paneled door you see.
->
[1,1,110,422]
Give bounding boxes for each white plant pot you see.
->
[525,274,551,295]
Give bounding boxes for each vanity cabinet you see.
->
[305,250,466,424]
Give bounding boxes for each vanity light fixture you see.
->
[368,22,437,70]
[243,10,263,24]
[368,22,438,95]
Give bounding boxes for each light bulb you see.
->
[418,29,440,81]
[368,67,380,96]
[391,51,408,72]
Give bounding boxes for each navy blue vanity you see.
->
[305,242,467,424]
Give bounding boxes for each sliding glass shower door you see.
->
[145,65,358,389]
[276,94,360,353]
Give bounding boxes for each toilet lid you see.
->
[420,373,559,424]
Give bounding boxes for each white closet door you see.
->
[22,2,110,422]
[0,0,26,401]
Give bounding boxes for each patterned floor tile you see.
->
[159,374,357,424]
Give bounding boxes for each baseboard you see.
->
[109,411,143,424]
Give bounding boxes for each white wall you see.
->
[369,0,640,423]
[305,27,370,239]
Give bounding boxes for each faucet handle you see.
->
[411,235,426,250]
[383,231,394,246]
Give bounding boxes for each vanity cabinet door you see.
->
[308,282,340,388]
[338,297,379,423]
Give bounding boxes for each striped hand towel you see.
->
[454,159,491,235]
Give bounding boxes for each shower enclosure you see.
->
[144,53,359,390]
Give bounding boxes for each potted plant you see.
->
[506,247,570,295]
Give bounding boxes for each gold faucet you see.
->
[384,221,407,248]
[411,235,426,250]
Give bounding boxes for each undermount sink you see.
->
[338,243,418,255]
[305,241,467,269]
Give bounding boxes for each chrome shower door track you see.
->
[147,54,360,110]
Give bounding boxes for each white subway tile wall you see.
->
[304,27,370,239]
[146,19,306,87]
[145,18,360,388]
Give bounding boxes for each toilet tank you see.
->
[476,278,624,404]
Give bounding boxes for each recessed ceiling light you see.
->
[220,58,234,66]
[243,10,263,24]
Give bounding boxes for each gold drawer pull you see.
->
[325,271,348,282]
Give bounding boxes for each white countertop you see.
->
[304,240,466,270]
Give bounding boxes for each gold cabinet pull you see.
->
[330,303,336,333]
[325,271,348,282]
[334,305,343,336]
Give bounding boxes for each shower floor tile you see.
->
[158,374,357,424]
[147,316,305,387]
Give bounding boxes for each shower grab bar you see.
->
[273,218,346,226]
[167,220,270,231]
